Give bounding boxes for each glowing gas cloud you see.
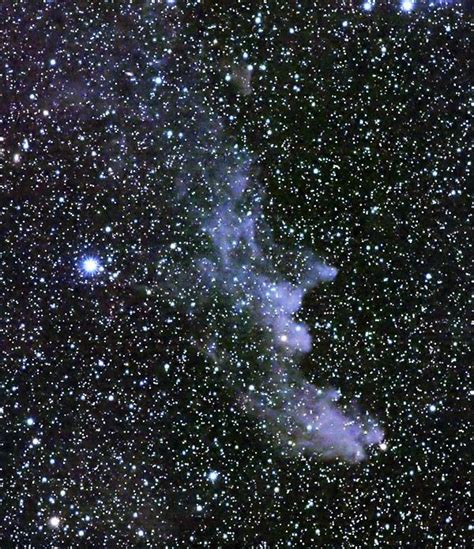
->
[195,150,383,462]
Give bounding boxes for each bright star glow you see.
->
[49,516,60,528]
[401,0,414,11]
[208,470,219,482]
[362,1,373,10]
[82,257,100,274]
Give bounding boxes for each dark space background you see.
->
[0,1,471,547]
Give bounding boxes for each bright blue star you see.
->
[208,470,219,483]
[401,0,414,11]
[81,257,101,275]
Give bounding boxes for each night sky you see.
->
[1,1,471,547]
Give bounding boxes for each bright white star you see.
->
[208,470,219,482]
[401,0,414,11]
[49,516,60,528]
[81,257,100,274]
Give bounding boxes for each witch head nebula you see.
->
[193,148,382,460]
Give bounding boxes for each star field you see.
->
[1,1,471,547]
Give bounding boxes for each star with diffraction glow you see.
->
[81,257,101,275]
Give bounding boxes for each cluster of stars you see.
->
[1,1,469,546]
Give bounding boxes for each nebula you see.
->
[250,385,384,462]
[194,147,383,462]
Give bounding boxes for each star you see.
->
[401,0,415,11]
[81,257,101,275]
[49,516,60,528]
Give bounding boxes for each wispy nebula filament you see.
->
[196,155,383,462]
